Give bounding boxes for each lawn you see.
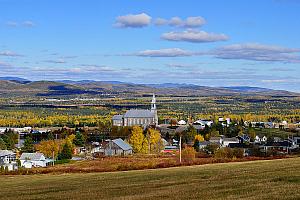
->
[0,157,300,200]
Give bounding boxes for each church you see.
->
[112,94,158,127]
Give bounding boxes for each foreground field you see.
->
[1,158,300,200]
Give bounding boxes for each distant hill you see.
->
[0,78,298,98]
[222,86,274,92]
[0,77,31,84]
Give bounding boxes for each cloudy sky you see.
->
[0,0,300,92]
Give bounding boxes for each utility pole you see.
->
[148,133,150,154]
[179,135,182,163]
[52,150,55,166]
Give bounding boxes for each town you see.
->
[1,94,300,173]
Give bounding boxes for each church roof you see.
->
[124,109,154,118]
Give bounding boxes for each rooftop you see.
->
[124,109,154,118]
[112,138,133,151]
[112,115,123,120]
[20,153,45,161]
[0,150,15,157]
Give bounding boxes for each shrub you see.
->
[233,148,244,158]
[181,147,196,162]
[214,147,233,159]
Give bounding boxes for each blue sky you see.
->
[0,0,300,92]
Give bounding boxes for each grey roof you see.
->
[112,138,133,151]
[112,115,123,120]
[20,153,45,161]
[210,137,222,141]
[0,150,15,157]
[199,141,210,146]
[223,137,239,142]
[124,109,154,118]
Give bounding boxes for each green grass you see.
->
[1,158,300,200]
[254,128,296,138]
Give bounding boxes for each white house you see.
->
[255,135,267,143]
[222,137,240,147]
[0,150,17,171]
[178,120,187,125]
[209,137,223,146]
[20,153,50,168]
[194,120,213,127]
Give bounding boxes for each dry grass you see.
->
[5,155,284,175]
[0,157,300,200]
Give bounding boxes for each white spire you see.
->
[151,93,156,110]
[151,93,158,125]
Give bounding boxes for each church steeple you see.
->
[151,93,158,125]
[151,93,156,110]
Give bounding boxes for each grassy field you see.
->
[1,158,300,200]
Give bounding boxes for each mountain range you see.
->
[0,77,298,98]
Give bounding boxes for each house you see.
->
[178,120,187,125]
[104,138,133,156]
[91,141,108,155]
[199,141,210,149]
[0,150,17,171]
[193,119,213,128]
[262,139,298,154]
[112,115,123,126]
[163,145,179,154]
[222,137,240,147]
[227,143,250,156]
[293,136,300,145]
[237,134,251,143]
[20,153,51,168]
[209,136,223,146]
[255,135,267,143]
[112,94,158,126]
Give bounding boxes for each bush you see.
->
[214,147,233,159]
[233,148,244,158]
[181,147,196,162]
[215,147,245,159]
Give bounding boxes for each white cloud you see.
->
[114,13,151,28]
[22,21,35,27]
[44,59,66,64]
[0,61,12,67]
[166,63,196,69]
[161,30,229,43]
[213,43,300,63]
[0,51,22,57]
[134,48,195,57]
[155,16,206,28]
[5,20,35,28]
[169,17,183,26]
[6,21,18,27]
[154,18,168,26]
[185,17,206,28]
[261,79,287,83]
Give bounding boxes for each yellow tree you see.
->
[194,134,204,142]
[129,126,146,153]
[35,140,60,158]
[148,128,164,154]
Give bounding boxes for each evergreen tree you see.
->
[58,142,73,160]
[73,131,85,147]
[0,138,7,150]
[193,139,200,152]
[22,137,34,153]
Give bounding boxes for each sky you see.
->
[0,0,300,92]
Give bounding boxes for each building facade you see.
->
[112,94,158,127]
